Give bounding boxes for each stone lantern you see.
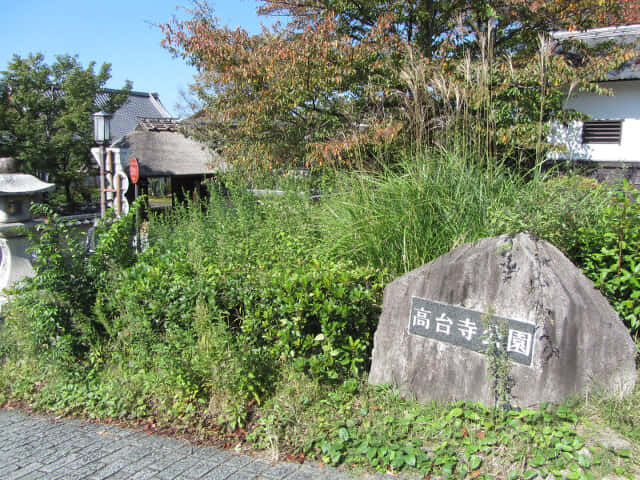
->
[0,157,55,294]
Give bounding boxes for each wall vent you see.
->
[582,120,622,144]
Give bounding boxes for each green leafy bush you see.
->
[17,205,96,360]
[240,260,384,381]
[77,186,384,427]
[95,251,383,385]
[139,181,384,382]
[576,181,640,338]
[94,250,200,338]
[2,202,139,365]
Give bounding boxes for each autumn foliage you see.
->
[162,3,401,168]
[161,0,638,169]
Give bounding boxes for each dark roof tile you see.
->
[96,89,172,142]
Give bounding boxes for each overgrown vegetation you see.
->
[252,380,637,479]
[1,154,639,478]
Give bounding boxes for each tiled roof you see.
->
[552,24,640,81]
[553,24,640,45]
[96,89,172,142]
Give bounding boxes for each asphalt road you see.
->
[0,409,402,480]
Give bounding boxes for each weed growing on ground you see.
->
[251,378,638,479]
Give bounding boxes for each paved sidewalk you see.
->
[0,409,399,480]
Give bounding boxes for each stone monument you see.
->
[368,233,636,406]
[0,157,55,294]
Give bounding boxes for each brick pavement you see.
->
[0,409,404,480]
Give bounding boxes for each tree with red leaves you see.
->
[161,0,637,169]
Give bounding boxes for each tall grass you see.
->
[315,24,578,276]
[314,152,620,279]
[316,150,529,275]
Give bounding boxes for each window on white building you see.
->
[582,120,623,144]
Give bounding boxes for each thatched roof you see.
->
[112,119,227,177]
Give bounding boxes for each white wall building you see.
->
[549,24,640,184]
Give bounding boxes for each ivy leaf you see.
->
[577,454,591,468]
[404,452,417,467]
[469,455,483,470]
[366,446,377,461]
[448,407,464,419]
[617,448,631,458]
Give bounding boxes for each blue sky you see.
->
[0,0,273,117]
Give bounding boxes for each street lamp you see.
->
[92,111,112,218]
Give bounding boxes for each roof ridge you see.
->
[99,87,162,97]
[137,117,179,132]
[553,24,640,40]
[148,92,172,118]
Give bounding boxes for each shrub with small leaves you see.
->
[576,181,640,339]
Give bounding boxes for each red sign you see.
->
[129,157,139,184]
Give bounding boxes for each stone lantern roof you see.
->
[0,158,56,196]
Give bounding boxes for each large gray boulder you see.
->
[368,233,636,406]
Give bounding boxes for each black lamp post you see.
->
[92,111,112,218]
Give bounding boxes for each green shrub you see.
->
[14,204,97,361]
[139,180,384,383]
[240,260,385,381]
[0,200,144,408]
[1,202,137,367]
[94,250,201,339]
[576,181,640,338]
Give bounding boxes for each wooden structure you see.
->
[110,118,227,205]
